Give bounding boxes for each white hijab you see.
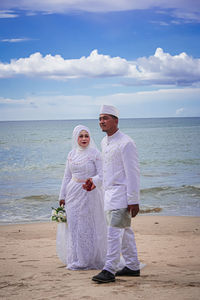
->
[72,125,97,152]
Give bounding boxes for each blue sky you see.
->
[0,0,200,120]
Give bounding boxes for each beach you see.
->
[0,216,200,300]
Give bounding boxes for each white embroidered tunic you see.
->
[101,130,140,211]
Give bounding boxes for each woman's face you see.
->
[77,130,90,148]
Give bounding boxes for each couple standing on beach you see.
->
[57,104,141,283]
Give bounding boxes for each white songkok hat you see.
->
[100,104,119,118]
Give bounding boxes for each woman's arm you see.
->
[59,158,72,203]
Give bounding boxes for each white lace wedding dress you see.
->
[57,135,107,270]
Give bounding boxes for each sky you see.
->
[0,0,200,120]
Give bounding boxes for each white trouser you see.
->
[104,226,140,274]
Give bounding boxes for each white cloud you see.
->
[0,87,199,120]
[96,87,200,105]
[1,38,30,43]
[134,48,200,85]
[0,10,18,18]
[171,10,200,23]
[151,21,170,26]
[176,107,185,115]
[0,48,200,86]
[0,1,200,22]
[0,97,25,104]
[0,95,96,120]
[0,50,130,79]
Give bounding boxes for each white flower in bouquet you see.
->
[51,209,57,217]
[51,205,67,223]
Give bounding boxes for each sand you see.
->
[0,216,200,300]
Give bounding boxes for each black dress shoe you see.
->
[115,266,140,276]
[92,270,115,283]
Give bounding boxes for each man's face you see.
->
[99,114,118,135]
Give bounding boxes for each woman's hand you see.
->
[59,199,65,207]
[82,178,96,191]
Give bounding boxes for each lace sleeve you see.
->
[59,155,72,200]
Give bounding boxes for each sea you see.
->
[0,117,200,224]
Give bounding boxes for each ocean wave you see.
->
[0,163,64,173]
[141,186,170,194]
[182,184,200,190]
[139,207,162,214]
[28,137,71,143]
[141,184,200,195]
[141,159,200,166]
[142,172,176,178]
[173,159,200,166]
[19,194,56,202]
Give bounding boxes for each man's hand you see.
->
[82,178,96,191]
[59,199,65,207]
[128,204,139,218]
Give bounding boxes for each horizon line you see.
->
[0,116,200,122]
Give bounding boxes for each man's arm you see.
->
[122,140,140,216]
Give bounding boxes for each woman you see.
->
[57,125,107,270]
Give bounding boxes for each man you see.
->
[91,104,140,283]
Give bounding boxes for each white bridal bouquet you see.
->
[51,204,67,223]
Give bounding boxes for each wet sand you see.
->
[0,216,200,300]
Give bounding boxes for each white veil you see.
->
[72,125,97,151]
